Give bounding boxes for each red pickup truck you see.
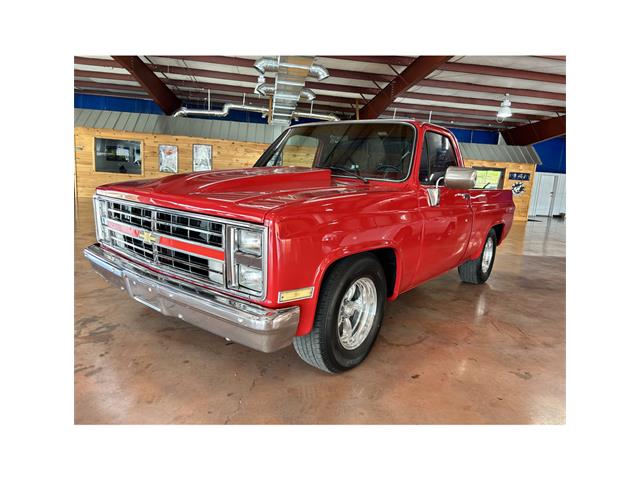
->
[85,120,515,373]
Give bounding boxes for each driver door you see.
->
[415,130,473,284]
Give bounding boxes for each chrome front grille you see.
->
[103,199,225,286]
[108,201,223,248]
[156,211,223,248]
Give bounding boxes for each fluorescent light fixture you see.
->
[497,93,512,120]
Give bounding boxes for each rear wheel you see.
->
[458,229,497,284]
[293,254,386,373]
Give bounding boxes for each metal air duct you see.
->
[253,56,332,125]
[173,103,269,118]
[292,111,339,122]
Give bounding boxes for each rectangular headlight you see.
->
[237,229,262,256]
[237,264,263,293]
[93,197,109,242]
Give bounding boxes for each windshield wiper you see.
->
[325,165,369,183]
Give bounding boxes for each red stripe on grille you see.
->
[107,219,225,261]
[107,220,140,237]
[159,237,224,261]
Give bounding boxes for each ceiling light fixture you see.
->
[496,93,512,122]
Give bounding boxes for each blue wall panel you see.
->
[74,93,164,114]
[449,127,499,145]
[533,136,566,174]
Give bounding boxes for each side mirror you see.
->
[444,166,477,190]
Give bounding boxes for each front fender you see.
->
[270,207,421,336]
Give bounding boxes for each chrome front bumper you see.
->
[83,244,299,353]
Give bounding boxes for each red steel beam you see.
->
[74,80,146,93]
[535,55,566,61]
[359,56,453,119]
[74,56,121,68]
[111,55,182,114]
[438,62,565,84]
[75,69,138,83]
[501,116,566,145]
[418,78,565,101]
[75,88,151,100]
[327,55,415,66]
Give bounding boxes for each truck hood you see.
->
[97,166,403,224]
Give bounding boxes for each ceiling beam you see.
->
[438,62,566,84]
[358,56,453,119]
[534,55,566,61]
[74,80,146,93]
[327,55,416,66]
[417,78,565,101]
[111,55,182,114]
[501,116,566,145]
[74,56,120,68]
[74,88,151,100]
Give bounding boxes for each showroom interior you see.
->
[74,55,566,424]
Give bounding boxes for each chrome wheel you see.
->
[481,236,494,273]
[337,277,378,350]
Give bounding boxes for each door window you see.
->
[419,132,458,185]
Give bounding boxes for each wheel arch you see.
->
[295,246,401,337]
[317,246,400,300]
[492,222,506,245]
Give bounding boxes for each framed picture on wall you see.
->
[193,144,212,172]
[158,144,178,173]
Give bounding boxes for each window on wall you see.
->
[472,167,505,189]
[95,138,142,174]
[419,132,458,185]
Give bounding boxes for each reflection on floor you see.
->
[75,198,565,424]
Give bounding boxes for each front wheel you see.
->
[293,254,386,373]
[457,229,497,284]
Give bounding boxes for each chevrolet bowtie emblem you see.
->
[139,231,158,244]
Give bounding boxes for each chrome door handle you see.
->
[455,193,470,200]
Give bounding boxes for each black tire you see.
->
[293,254,386,373]
[458,229,497,284]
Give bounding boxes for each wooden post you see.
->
[268,96,273,124]
[355,98,360,120]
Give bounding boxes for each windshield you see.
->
[254,122,416,181]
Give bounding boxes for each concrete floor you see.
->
[75,198,565,424]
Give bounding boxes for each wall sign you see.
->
[511,182,526,196]
[509,172,531,181]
